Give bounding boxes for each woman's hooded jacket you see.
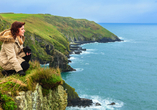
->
[0,29,26,72]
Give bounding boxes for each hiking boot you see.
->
[2,70,9,76]
[18,70,26,76]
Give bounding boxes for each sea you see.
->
[61,23,157,110]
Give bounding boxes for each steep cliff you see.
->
[14,84,67,110]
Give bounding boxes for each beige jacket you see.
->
[0,29,26,72]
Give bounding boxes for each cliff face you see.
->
[0,61,68,110]
[49,49,75,72]
[14,83,67,110]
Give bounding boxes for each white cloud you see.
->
[0,0,157,23]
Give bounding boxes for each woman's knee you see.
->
[21,61,30,71]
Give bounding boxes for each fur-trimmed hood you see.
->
[0,29,25,45]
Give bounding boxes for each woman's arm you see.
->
[3,42,23,72]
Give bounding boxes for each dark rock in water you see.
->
[68,60,71,63]
[67,98,93,107]
[81,48,86,51]
[94,102,101,106]
[70,44,85,54]
[74,50,82,54]
[108,102,116,105]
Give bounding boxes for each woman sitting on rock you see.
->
[0,21,31,76]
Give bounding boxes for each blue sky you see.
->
[0,0,157,23]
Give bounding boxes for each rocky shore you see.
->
[69,43,86,54]
[67,98,101,107]
[69,37,123,54]
[62,81,101,108]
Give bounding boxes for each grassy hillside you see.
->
[0,13,69,54]
[0,13,120,69]
[42,14,119,42]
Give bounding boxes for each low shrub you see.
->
[26,67,62,90]
[0,92,17,110]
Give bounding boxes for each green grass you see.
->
[0,13,70,54]
[0,60,63,110]
[0,61,62,95]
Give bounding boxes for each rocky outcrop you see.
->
[108,102,116,105]
[14,83,67,110]
[98,36,122,43]
[69,44,86,54]
[50,49,75,72]
[62,81,101,107]
[67,98,93,107]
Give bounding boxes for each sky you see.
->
[0,0,157,23]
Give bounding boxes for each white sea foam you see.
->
[85,63,89,65]
[81,42,98,46]
[101,52,105,55]
[118,36,124,40]
[87,49,96,51]
[69,57,76,60]
[81,51,91,55]
[75,68,84,72]
[123,39,137,43]
[118,36,136,43]
[80,49,96,55]
[66,95,124,110]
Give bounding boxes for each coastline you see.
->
[69,38,123,55]
[65,38,123,108]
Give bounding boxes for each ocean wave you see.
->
[118,36,136,43]
[75,68,84,72]
[69,56,76,60]
[66,95,124,110]
[80,49,96,55]
[81,42,99,46]
[119,36,133,43]
[87,49,96,51]
[118,36,125,40]
[81,51,91,55]
[101,52,105,55]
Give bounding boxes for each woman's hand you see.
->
[23,46,31,54]
[26,52,31,56]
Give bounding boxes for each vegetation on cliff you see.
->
[0,61,63,110]
[62,80,79,100]
[43,15,119,42]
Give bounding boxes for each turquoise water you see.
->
[62,23,157,110]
